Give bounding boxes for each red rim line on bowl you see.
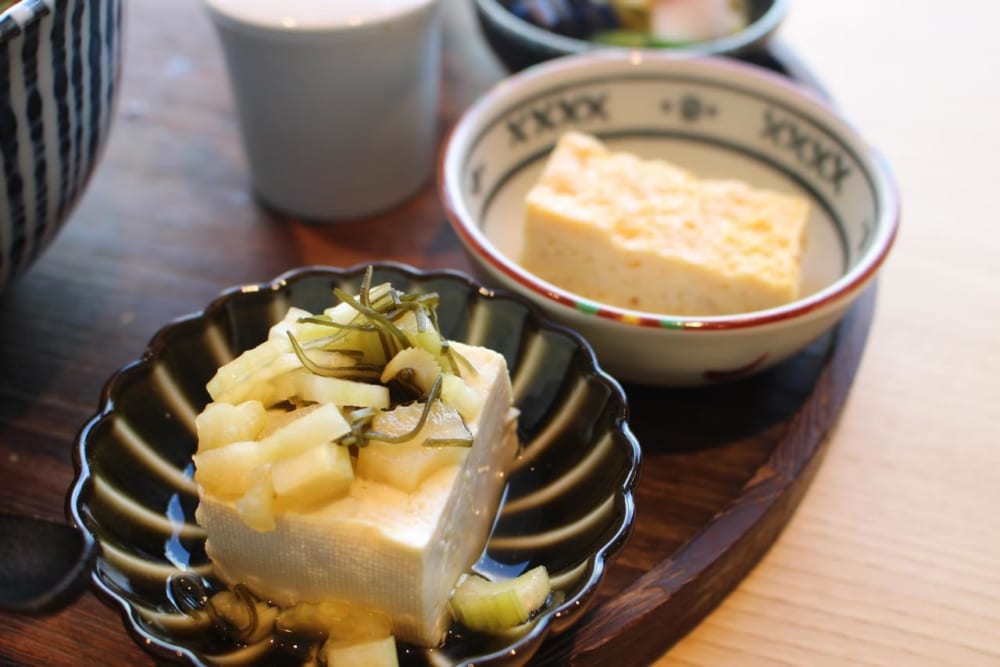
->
[438,52,901,332]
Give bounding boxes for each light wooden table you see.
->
[0,1,996,666]
[657,2,1000,665]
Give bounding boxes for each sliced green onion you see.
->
[359,266,374,308]
[296,316,378,333]
[288,332,382,380]
[333,287,411,353]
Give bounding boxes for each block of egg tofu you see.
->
[520,131,809,316]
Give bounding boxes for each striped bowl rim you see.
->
[0,0,53,38]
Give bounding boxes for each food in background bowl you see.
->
[521,131,809,316]
[506,0,748,47]
[473,0,787,72]
[0,0,124,292]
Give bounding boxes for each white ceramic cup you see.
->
[203,0,441,220]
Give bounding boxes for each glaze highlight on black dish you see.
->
[69,262,640,666]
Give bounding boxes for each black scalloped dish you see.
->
[69,263,641,666]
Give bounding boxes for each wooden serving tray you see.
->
[0,3,871,660]
[530,284,876,664]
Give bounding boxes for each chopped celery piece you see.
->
[195,400,266,450]
[276,599,352,639]
[278,601,394,649]
[322,635,398,667]
[192,440,264,499]
[450,566,550,632]
[268,306,336,345]
[271,442,354,510]
[235,467,276,532]
[206,339,287,402]
[258,403,351,462]
[380,346,441,393]
[213,352,304,405]
[357,399,471,492]
[293,370,391,409]
[441,373,483,423]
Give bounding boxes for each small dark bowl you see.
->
[473,0,789,72]
[69,263,641,666]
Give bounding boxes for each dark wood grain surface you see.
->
[0,1,872,665]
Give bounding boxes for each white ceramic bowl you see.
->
[439,53,899,386]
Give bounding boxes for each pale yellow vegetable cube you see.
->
[294,372,390,409]
[356,401,470,492]
[206,339,286,402]
[235,468,276,532]
[322,282,392,324]
[413,328,443,360]
[394,309,444,359]
[323,635,398,667]
[322,300,359,325]
[192,441,263,498]
[209,307,370,404]
[214,352,303,406]
[441,373,484,423]
[345,328,389,366]
[264,370,300,407]
[259,405,310,438]
[356,442,467,493]
[278,602,391,642]
[258,403,351,462]
[380,347,440,393]
[302,349,366,369]
[264,349,370,406]
[267,306,335,345]
[195,401,266,451]
[276,600,353,638]
[271,443,353,509]
[314,295,393,366]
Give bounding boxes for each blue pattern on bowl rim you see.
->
[68,262,641,666]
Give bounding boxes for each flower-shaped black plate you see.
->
[69,262,641,666]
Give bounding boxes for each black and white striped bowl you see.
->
[69,263,641,666]
[0,0,123,291]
